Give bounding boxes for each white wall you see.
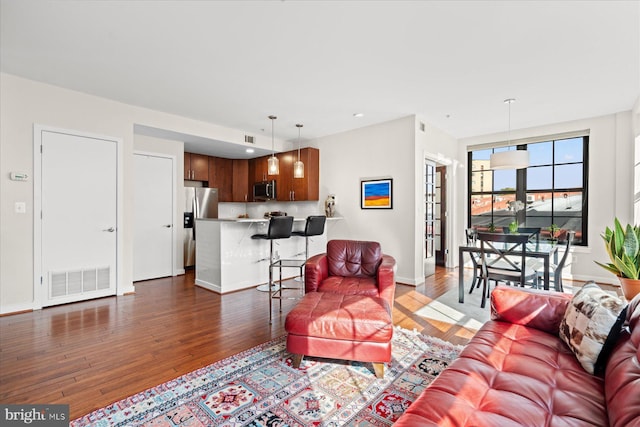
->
[459,111,635,285]
[415,118,460,274]
[311,115,458,285]
[0,73,287,314]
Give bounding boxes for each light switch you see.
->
[15,202,26,214]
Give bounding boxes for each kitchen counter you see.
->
[198,217,342,223]
[194,217,341,294]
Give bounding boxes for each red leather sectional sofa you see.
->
[395,286,640,426]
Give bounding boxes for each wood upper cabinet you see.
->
[184,152,209,181]
[208,157,233,201]
[273,148,319,201]
[291,147,319,201]
[231,159,250,202]
[275,151,294,201]
[251,156,270,183]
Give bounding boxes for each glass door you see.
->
[425,160,436,277]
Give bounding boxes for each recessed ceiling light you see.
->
[246,148,255,153]
[353,113,364,118]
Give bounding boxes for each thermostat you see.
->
[10,172,29,181]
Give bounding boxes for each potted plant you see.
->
[548,224,560,241]
[595,218,640,300]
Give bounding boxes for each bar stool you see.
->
[251,216,294,323]
[252,216,294,292]
[292,215,327,266]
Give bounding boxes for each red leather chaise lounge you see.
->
[285,240,396,378]
[395,285,640,427]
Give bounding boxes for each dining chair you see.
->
[501,226,541,244]
[477,232,538,308]
[465,228,482,294]
[535,230,575,292]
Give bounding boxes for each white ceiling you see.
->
[1,0,638,157]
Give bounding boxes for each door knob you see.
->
[103,227,115,232]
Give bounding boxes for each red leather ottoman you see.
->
[285,291,393,378]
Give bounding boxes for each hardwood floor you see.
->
[0,266,472,419]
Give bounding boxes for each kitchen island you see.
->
[195,217,338,294]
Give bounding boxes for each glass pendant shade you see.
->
[267,115,279,175]
[268,155,279,175]
[293,123,304,178]
[293,160,304,178]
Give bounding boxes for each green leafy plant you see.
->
[595,218,640,279]
[548,224,560,240]
[488,223,497,232]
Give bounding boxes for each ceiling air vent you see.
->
[244,135,255,144]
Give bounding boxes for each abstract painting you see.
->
[361,178,393,209]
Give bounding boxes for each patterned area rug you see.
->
[71,327,462,427]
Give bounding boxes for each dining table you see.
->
[458,238,560,303]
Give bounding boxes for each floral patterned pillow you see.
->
[559,282,628,376]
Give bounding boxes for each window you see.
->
[468,136,588,245]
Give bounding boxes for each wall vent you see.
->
[419,122,426,132]
[50,266,110,298]
[244,135,255,144]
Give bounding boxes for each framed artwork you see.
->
[361,178,393,209]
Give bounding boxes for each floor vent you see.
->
[50,266,110,298]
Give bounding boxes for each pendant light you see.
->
[489,98,529,170]
[293,123,304,179]
[267,115,279,175]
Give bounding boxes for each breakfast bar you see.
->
[195,217,336,294]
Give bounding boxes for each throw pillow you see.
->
[559,282,628,376]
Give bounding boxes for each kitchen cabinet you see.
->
[232,159,250,202]
[279,148,319,201]
[291,147,319,201]
[184,152,209,181]
[208,157,233,201]
[275,151,295,201]
[250,156,270,183]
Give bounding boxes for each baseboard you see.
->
[0,302,35,316]
[395,275,423,286]
[569,274,619,286]
[195,279,221,294]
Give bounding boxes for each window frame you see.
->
[467,136,589,245]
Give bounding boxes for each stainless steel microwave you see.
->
[253,180,276,201]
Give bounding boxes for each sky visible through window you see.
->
[472,138,583,191]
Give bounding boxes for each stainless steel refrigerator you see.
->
[184,187,218,268]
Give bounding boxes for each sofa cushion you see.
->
[316,275,380,297]
[394,320,608,426]
[284,292,392,342]
[559,283,628,375]
[604,292,640,427]
[491,285,571,334]
[327,240,382,277]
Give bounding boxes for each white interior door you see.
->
[133,153,174,281]
[40,130,117,306]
